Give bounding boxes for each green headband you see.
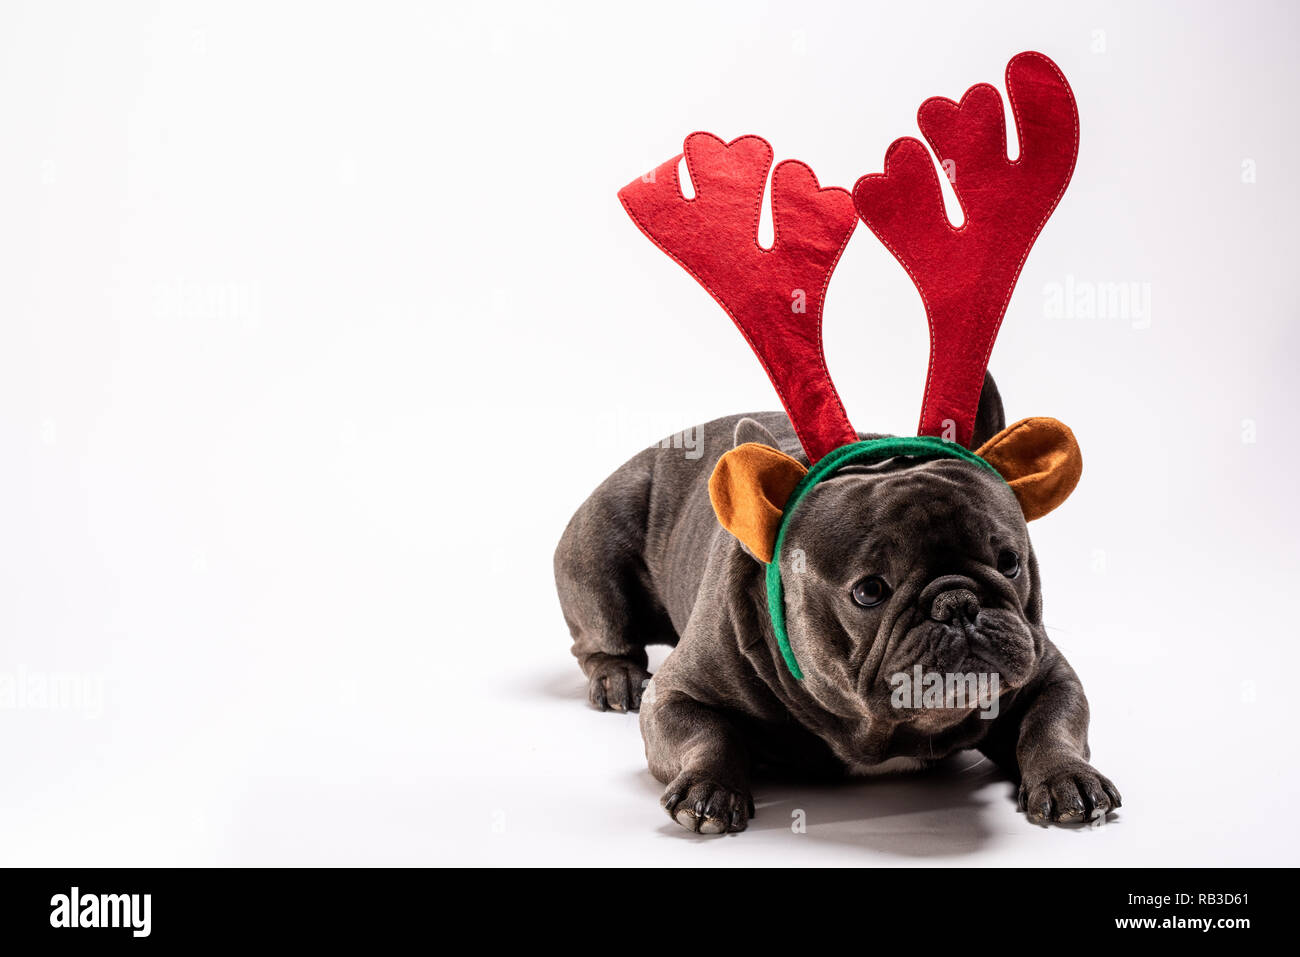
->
[765,437,1005,680]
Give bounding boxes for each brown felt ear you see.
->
[975,417,1082,521]
[708,443,809,563]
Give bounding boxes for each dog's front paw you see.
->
[661,774,754,834]
[587,658,651,713]
[1019,761,1122,826]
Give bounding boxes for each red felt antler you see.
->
[619,133,859,464]
[853,51,1078,447]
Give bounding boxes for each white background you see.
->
[1,0,1296,866]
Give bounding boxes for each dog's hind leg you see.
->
[554,454,677,712]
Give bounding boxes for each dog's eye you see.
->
[851,576,890,608]
[997,549,1021,579]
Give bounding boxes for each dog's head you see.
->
[709,391,1081,732]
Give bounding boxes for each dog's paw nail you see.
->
[661,776,751,835]
[587,660,652,713]
[1024,764,1121,827]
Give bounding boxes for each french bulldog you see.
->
[554,373,1120,834]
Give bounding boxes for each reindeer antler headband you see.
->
[619,52,1084,679]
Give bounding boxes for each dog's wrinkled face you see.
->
[780,457,1043,731]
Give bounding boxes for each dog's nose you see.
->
[920,575,981,623]
[930,589,979,623]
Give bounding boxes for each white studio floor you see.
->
[472,629,1288,867]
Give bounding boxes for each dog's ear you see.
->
[969,371,1007,450]
[733,416,780,449]
[709,442,808,562]
[976,417,1082,521]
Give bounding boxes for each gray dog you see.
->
[554,374,1119,834]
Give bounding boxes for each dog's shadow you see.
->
[536,668,590,703]
[537,666,1014,856]
[635,751,1013,858]
[745,757,1007,856]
